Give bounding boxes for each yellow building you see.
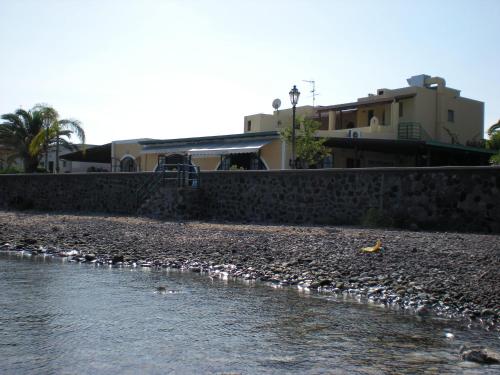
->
[111,74,493,171]
[243,74,491,168]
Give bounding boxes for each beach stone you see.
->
[460,345,500,364]
[112,254,124,264]
[85,253,96,261]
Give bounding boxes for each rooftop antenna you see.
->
[272,98,282,127]
[302,79,319,106]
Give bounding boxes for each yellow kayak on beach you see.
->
[361,239,382,253]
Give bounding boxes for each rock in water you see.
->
[156,286,167,293]
[460,345,500,364]
[112,254,124,264]
[85,253,96,261]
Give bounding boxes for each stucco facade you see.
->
[110,74,489,172]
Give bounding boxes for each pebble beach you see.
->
[1,210,499,332]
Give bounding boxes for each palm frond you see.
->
[488,120,500,136]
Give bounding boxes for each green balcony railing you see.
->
[398,122,424,140]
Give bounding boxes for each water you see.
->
[1,252,499,374]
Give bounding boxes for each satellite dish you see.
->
[272,98,281,110]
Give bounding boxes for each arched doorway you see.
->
[120,156,136,172]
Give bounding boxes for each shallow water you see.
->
[0,252,499,374]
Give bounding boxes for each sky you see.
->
[0,0,499,145]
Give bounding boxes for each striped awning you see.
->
[141,139,272,157]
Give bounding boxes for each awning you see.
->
[60,143,111,163]
[141,139,272,157]
[189,140,271,156]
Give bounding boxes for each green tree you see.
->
[280,117,330,168]
[0,105,84,173]
[487,120,500,165]
[0,106,51,172]
[30,118,85,173]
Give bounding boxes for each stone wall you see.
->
[0,166,499,233]
[0,173,152,214]
[198,166,500,233]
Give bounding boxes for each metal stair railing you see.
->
[136,164,201,209]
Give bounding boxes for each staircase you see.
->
[136,164,202,220]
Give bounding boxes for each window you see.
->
[399,102,404,117]
[247,120,252,131]
[448,110,455,123]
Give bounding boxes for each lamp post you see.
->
[289,85,300,169]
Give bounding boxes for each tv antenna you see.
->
[302,79,319,106]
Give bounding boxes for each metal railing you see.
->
[136,164,200,209]
[398,122,424,140]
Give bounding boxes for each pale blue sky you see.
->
[1,0,499,144]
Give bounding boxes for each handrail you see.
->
[398,122,427,140]
[136,164,201,209]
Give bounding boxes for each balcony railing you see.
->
[398,122,426,140]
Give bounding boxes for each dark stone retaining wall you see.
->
[200,167,500,233]
[0,173,153,214]
[1,166,499,233]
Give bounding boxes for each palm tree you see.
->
[0,105,85,173]
[487,120,500,137]
[30,115,85,173]
[487,120,500,165]
[0,106,50,172]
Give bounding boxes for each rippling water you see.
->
[1,252,499,374]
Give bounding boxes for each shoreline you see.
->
[1,210,499,332]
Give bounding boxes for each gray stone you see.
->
[460,345,500,364]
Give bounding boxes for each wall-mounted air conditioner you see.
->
[348,129,362,138]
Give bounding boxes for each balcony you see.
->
[398,122,429,140]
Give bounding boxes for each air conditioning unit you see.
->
[348,129,362,138]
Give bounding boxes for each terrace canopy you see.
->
[141,139,273,156]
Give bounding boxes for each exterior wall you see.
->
[412,87,437,139]
[244,106,316,133]
[1,167,499,233]
[112,141,144,171]
[0,173,151,214]
[445,97,484,145]
[63,161,110,173]
[192,156,220,171]
[260,139,283,170]
[331,148,415,168]
[243,114,276,132]
[199,167,500,233]
[142,153,159,171]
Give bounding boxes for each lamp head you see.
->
[289,85,300,106]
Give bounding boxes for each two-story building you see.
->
[111,74,494,171]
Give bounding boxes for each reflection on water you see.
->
[0,252,499,374]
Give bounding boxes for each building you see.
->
[41,144,111,173]
[111,74,494,171]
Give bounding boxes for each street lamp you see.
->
[289,85,300,169]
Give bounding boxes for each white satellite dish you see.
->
[272,98,281,110]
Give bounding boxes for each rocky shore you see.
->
[1,210,499,332]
